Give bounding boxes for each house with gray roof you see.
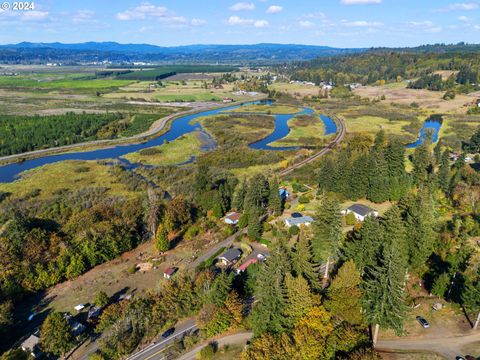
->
[218,248,242,266]
[284,215,314,228]
[343,204,378,222]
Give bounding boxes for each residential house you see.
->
[21,333,42,358]
[284,215,314,227]
[343,204,378,222]
[218,248,242,266]
[224,211,240,225]
[163,267,178,279]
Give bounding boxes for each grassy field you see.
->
[270,81,320,98]
[343,115,412,136]
[228,104,302,114]
[269,114,329,147]
[122,132,203,166]
[0,160,139,199]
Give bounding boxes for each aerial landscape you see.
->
[1,1,480,359]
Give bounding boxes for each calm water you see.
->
[0,101,336,182]
[405,116,442,149]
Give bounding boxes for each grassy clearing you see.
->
[0,160,137,199]
[0,76,134,91]
[122,132,202,166]
[229,104,301,114]
[269,114,329,147]
[155,93,222,102]
[344,115,412,135]
[211,344,244,359]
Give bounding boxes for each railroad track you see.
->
[278,114,346,177]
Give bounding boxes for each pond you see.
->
[405,115,442,149]
[0,101,336,183]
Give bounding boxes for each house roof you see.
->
[21,334,40,351]
[286,216,314,226]
[164,267,178,276]
[220,248,242,262]
[348,204,374,217]
[225,212,240,222]
[237,258,258,272]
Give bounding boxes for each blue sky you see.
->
[0,0,479,47]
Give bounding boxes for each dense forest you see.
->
[0,111,169,156]
[283,50,480,88]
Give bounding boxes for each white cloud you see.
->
[229,2,255,11]
[474,24,480,29]
[408,20,434,27]
[226,15,268,27]
[342,20,383,27]
[341,0,382,4]
[266,5,283,14]
[254,19,269,27]
[457,15,470,21]
[226,15,253,25]
[72,10,95,24]
[299,20,315,28]
[20,11,49,21]
[306,12,326,19]
[116,2,186,24]
[191,18,207,26]
[436,2,479,11]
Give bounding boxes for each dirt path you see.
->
[377,331,480,358]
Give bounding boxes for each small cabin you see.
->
[219,248,242,266]
[343,204,378,222]
[163,267,178,279]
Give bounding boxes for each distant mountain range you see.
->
[0,42,366,64]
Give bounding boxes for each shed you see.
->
[236,258,258,274]
[218,248,242,266]
[74,304,85,312]
[163,267,178,279]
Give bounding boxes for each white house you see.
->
[224,211,240,225]
[343,204,378,222]
[21,334,41,358]
[284,216,314,228]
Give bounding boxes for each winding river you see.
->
[0,101,335,183]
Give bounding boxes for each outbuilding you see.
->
[163,267,178,279]
[21,334,41,358]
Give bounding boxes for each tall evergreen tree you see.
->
[291,235,319,289]
[284,274,316,327]
[438,150,451,193]
[312,197,342,277]
[363,240,408,345]
[325,260,363,325]
[381,206,408,267]
[367,149,390,203]
[347,154,369,200]
[412,142,432,185]
[403,190,436,271]
[208,270,232,306]
[247,208,263,240]
[40,312,74,358]
[250,244,291,335]
[318,157,337,193]
[268,178,283,216]
[232,179,247,210]
[244,174,270,214]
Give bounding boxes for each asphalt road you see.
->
[125,319,197,360]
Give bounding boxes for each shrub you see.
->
[197,343,216,359]
[298,195,310,204]
[139,147,161,156]
[345,212,357,226]
[184,225,201,241]
[288,225,300,236]
[127,265,137,274]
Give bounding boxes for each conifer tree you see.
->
[268,178,283,216]
[438,150,451,193]
[291,235,319,289]
[412,142,432,185]
[367,149,390,203]
[208,270,232,306]
[363,240,408,346]
[232,179,247,210]
[318,157,337,193]
[325,260,364,325]
[381,206,408,267]
[284,274,316,327]
[247,208,262,240]
[154,224,169,253]
[347,154,369,200]
[40,312,74,358]
[312,197,342,277]
[250,244,291,335]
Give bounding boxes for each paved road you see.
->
[377,331,480,358]
[177,332,254,360]
[125,319,197,360]
[278,114,346,177]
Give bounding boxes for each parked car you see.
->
[416,316,430,328]
[161,327,175,338]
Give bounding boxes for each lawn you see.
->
[122,131,203,166]
[0,160,138,200]
[228,104,302,114]
[268,114,329,147]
